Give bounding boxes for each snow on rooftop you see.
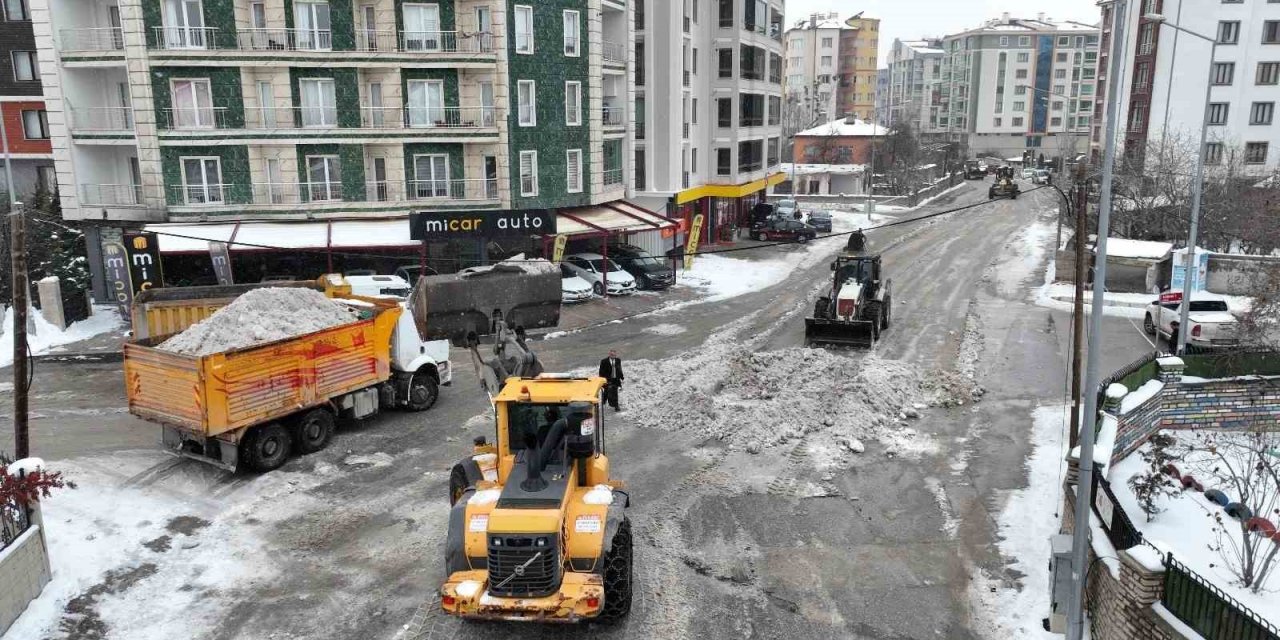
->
[1103,238,1172,260]
[795,117,887,137]
[778,163,865,176]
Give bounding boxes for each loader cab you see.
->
[488,376,610,491]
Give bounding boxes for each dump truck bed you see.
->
[124,307,400,438]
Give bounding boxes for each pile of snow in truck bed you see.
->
[157,287,357,355]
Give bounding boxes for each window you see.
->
[21,110,47,139]
[1205,142,1224,164]
[1265,21,1280,44]
[692,48,698,74]
[1251,102,1274,125]
[1219,21,1240,45]
[737,139,762,172]
[1258,62,1280,85]
[563,10,579,56]
[412,154,449,198]
[406,79,444,126]
[993,117,1002,127]
[565,81,581,125]
[1213,62,1235,85]
[1209,102,1229,125]
[306,155,342,201]
[1018,36,1030,47]
[739,93,764,127]
[821,37,833,48]
[718,0,731,28]
[1050,116,1062,127]
[566,149,583,193]
[1016,52,1029,63]
[1012,116,1023,127]
[767,95,780,125]
[514,5,533,53]
[172,78,216,127]
[1015,69,1028,79]
[11,51,37,81]
[4,0,28,21]
[821,56,832,67]
[1015,85,1027,95]
[766,137,778,168]
[519,150,538,196]
[1013,101,1025,111]
[36,166,55,192]
[162,0,208,48]
[691,148,697,173]
[1052,101,1063,111]
[517,79,536,126]
[1245,142,1269,164]
[1057,36,1068,46]
[718,48,732,78]
[999,36,1009,47]
[293,1,333,50]
[180,157,223,204]
[1055,68,1066,79]
[1129,104,1146,129]
[1056,52,1067,63]
[717,97,731,127]
[716,148,730,175]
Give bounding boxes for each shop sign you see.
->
[410,210,557,240]
[208,242,235,285]
[684,214,704,271]
[552,234,568,263]
[102,240,133,320]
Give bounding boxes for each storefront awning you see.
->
[145,218,416,253]
[673,172,787,205]
[553,201,677,238]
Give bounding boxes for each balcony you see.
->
[1139,42,1154,56]
[70,107,134,131]
[151,26,220,50]
[79,184,143,206]
[604,168,623,186]
[603,105,625,127]
[60,28,124,52]
[603,41,626,65]
[168,178,499,208]
[160,107,231,129]
[158,105,498,131]
[235,28,333,51]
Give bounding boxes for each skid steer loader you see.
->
[805,231,892,348]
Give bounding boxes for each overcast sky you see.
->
[783,0,1103,66]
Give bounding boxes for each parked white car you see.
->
[1021,167,1037,180]
[560,264,594,303]
[1144,293,1239,350]
[563,253,637,296]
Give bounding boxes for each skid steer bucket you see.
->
[804,318,876,348]
[410,256,562,345]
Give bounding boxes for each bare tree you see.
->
[1237,265,1280,350]
[880,121,925,206]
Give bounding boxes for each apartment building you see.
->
[1096,0,1280,171]
[32,0,635,292]
[2,0,56,199]
[783,12,879,125]
[633,0,785,245]
[884,37,943,129]
[923,14,1099,159]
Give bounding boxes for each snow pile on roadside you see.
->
[619,324,978,457]
[158,287,357,355]
[970,404,1068,640]
[0,305,126,368]
[677,254,795,302]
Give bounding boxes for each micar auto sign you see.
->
[410,210,557,240]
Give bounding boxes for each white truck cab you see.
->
[342,273,453,389]
[346,274,413,298]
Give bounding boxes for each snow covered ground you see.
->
[0,305,127,368]
[1035,282,1255,320]
[1110,433,1280,623]
[970,404,1069,640]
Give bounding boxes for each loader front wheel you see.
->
[881,296,892,330]
[598,518,633,624]
[242,423,292,472]
[293,408,335,455]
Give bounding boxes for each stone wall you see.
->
[0,462,51,636]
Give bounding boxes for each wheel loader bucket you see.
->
[410,256,562,345]
[804,318,876,348]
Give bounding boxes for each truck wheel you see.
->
[242,423,292,472]
[1143,314,1157,335]
[881,297,892,330]
[448,464,470,506]
[405,371,439,412]
[593,282,604,296]
[598,518,633,624]
[293,408,335,455]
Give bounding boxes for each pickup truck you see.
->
[1143,295,1239,350]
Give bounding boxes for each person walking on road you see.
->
[598,350,624,411]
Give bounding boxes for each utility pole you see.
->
[2,92,30,459]
[1066,1,1127,638]
[1068,171,1089,449]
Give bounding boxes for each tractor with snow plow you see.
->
[988,165,1020,200]
[805,230,893,348]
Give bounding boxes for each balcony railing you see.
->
[744,22,767,36]
[151,26,220,50]
[236,28,333,51]
[603,106,625,126]
[354,30,494,53]
[60,27,124,52]
[79,184,142,206]
[1139,42,1154,55]
[603,168,623,186]
[407,178,499,201]
[160,107,230,129]
[602,41,625,64]
[171,178,500,207]
[170,183,228,205]
[237,106,499,130]
[70,107,134,131]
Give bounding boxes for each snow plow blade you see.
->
[804,318,876,348]
[410,257,561,346]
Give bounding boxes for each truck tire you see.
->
[405,370,439,412]
[448,464,470,506]
[242,423,292,472]
[598,518,633,624]
[293,408,335,455]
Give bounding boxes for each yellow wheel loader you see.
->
[438,357,632,623]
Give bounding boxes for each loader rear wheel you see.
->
[448,464,470,506]
[881,296,892,330]
[242,423,292,472]
[598,518,633,624]
[293,408,335,455]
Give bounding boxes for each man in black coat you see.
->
[598,349,624,411]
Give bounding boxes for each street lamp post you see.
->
[1146,13,1216,355]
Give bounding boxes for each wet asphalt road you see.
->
[0,181,1159,640]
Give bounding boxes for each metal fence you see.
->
[1,496,31,553]
[1162,554,1280,640]
[1095,350,1160,412]
[1091,468,1144,550]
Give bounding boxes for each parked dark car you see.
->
[807,210,832,232]
[607,243,675,290]
[752,219,817,243]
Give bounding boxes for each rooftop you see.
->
[795,117,888,137]
[952,14,1099,36]
[779,163,866,176]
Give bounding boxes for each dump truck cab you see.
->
[441,375,632,623]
